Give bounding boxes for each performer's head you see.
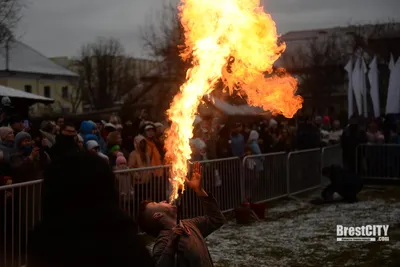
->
[138,200,177,237]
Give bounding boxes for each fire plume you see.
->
[165,0,303,202]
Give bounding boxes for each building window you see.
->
[24,85,32,93]
[62,106,70,113]
[62,86,69,99]
[44,86,51,98]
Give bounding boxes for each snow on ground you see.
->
[206,189,400,267]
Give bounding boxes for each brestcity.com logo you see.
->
[336,225,390,241]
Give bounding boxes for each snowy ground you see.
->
[206,187,400,267]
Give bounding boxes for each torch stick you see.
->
[176,186,183,225]
[174,185,183,267]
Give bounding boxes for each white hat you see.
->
[97,152,109,162]
[1,97,11,107]
[154,122,164,128]
[104,123,116,129]
[144,124,155,131]
[86,140,99,150]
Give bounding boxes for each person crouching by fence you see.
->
[311,165,363,205]
[27,152,154,267]
[138,162,226,267]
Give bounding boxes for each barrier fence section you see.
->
[1,180,42,267]
[287,148,322,196]
[321,145,342,185]
[242,152,288,203]
[1,146,344,267]
[356,144,400,180]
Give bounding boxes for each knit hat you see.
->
[116,155,127,166]
[0,127,13,140]
[83,134,98,143]
[15,132,32,148]
[86,140,99,150]
[40,120,56,133]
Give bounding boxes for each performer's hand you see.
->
[168,226,188,247]
[186,162,202,192]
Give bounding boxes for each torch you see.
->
[175,184,183,225]
[173,177,184,267]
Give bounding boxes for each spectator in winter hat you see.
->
[11,132,50,183]
[86,140,109,163]
[0,126,14,142]
[128,135,150,169]
[9,115,24,135]
[143,123,162,169]
[39,121,57,148]
[107,131,123,167]
[114,153,131,202]
[115,154,127,168]
[0,127,15,185]
[86,140,100,154]
[79,121,96,140]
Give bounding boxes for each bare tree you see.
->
[132,3,191,119]
[346,21,400,59]
[286,33,346,112]
[0,0,23,43]
[75,37,138,110]
[141,3,188,81]
[55,79,83,114]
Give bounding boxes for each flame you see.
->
[165,0,303,202]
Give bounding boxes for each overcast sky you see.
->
[17,0,400,59]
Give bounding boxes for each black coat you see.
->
[28,209,154,267]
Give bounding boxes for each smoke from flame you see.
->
[165,0,303,202]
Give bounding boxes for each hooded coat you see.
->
[27,153,153,267]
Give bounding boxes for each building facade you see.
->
[0,41,81,115]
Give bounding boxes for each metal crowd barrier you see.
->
[287,148,322,196]
[356,144,400,181]
[242,152,288,203]
[321,145,342,185]
[1,180,42,267]
[114,165,171,219]
[180,157,243,219]
[1,146,345,267]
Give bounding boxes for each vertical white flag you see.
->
[352,57,362,115]
[368,56,380,118]
[389,54,395,71]
[361,57,368,117]
[385,54,399,114]
[344,58,354,118]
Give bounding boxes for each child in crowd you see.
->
[114,153,132,204]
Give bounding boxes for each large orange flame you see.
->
[165,0,303,202]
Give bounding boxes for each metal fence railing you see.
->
[1,146,345,267]
[114,165,171,219]
[356,144,400,180]
[287,148,322,196]
[242,152,288,203]
[321,145,342,185]
[1,180,42,267]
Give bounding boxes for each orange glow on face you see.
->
[165,0,303,202]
